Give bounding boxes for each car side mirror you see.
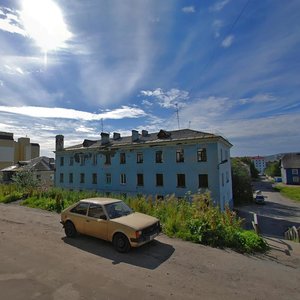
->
[99,215,107,220]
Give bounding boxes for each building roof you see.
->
[62,129,232,152]
[0,156,55,172]
[281,153,300,169]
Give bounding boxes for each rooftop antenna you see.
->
[175,103,180,129]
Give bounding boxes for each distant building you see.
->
[251,156,266,175]
[0,132,40,170]
[1,156,55,186]
[281,153,300,185]
[54,129,233,210]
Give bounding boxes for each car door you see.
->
[84,203,108,240]
[69,202,89,233]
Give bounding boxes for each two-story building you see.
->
[281,153,300,185]
[54,129,233,210]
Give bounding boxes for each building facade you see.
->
[0,132,40,170]
[251,156,266,175]
[55,129,233,210]
[281,153,300,185]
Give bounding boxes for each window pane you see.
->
[156,151,163,163]
[177,174,185,187]
[197,148,207,162]
[69,173,73,183]
[137,173,144,186]
[176,149,184,162]
[156,174,163,186]
[137,153,143,163]
[80,173,85,183]
[199,174,208,188]
[106,173,111,184]
[105,154,111,164]
[92,173,97,184]
[88,204,104,218]
[60,173,64,183]
[120,153,126,164]
[70,202,89,215]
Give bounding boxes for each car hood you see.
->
[111,212,158,230]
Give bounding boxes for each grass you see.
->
[274,184,300,202]
[0,185,269,253]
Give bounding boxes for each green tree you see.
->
[231,158,253,205]
[240,157,259,179]
[12,171,39,193]
[265,161,281,177]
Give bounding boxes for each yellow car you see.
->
[60,197,161,252]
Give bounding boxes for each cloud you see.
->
[140,88,189,108]
[0,105,146,120]
[221,35,234,48]
[0,7,27,36]
[240,93,276,105]
[212,19,223,38]
[210,0,230,12]
[182,6,196,14]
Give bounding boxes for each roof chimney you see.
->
[55,135,64,151]
[101,132,110,145]
[113,132,121,140]
[142,130,148,137]
[132,130,139,142]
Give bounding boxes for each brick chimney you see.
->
[101,132,110,145]
[132,130,139,142]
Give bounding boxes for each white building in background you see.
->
[251,156,266,175]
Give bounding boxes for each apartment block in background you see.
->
[0,132,40,170]
[251,156,266,175]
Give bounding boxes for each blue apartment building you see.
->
[55,129,233,210]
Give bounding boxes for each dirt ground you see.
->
[1,203,300,300]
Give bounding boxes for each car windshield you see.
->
[105,201,133,219]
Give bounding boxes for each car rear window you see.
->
[70,202,89,215]
[88,203,105,219]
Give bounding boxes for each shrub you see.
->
[0,191,24,203]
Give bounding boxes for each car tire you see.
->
[113,233,130,253]
[65,221,77,238]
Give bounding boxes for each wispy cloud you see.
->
[221,34,234,48]
[210,0,230,12]
[140,88,189,108]
[0,7,26,36]
[0,105,146,120]
[182,6,196,14]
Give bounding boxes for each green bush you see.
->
[0,185,268,253]
[0,191,24,203]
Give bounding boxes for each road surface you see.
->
[1,203,300,299]
[236,178,300,237]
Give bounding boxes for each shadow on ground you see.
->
[62,235,175,270]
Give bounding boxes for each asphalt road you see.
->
[236,178,300,237]
[1,203,300,300]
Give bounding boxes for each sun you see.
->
[21,0,72,53]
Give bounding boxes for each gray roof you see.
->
[0,156,55,172]
[63,129,232,152]
[281,153,300,168]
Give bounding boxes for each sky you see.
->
[0,0,299,158]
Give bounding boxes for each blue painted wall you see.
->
[284,168,300,185]
[55,140,233,209]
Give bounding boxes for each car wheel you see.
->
[113,233,130,253]
[65,221,77,238]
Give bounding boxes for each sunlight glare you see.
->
[21,0,72,52]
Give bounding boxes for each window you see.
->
[59,173,64,183]
[137,173,144,186]
[106,173,111,184]
[69,173,73,183]
[156,174,163,186]
[80,173,85,183]
[120,152,126,164]
[80,155,85,166]
[292,169,299,175]
[120,173,126,184]
[69,157,74,166]
[197,148,207,162]
[92,154,97,165]
[156,151,163,163]
[199,174,208,188]
[176,149,184,162]
[137,152,143,163]
[88,203,105,219]
[177,174,185,188]
[293,176,299,183]
[92,173,97,184]
[60,157,64,166]
[70,202,89,216]
[105,153,111,165]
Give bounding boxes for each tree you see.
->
[231,158,253,205]
[265,161,281,177]
[12,171,39,192]
[240,157,259,179]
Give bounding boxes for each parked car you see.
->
[255,194,265,205]
[60,197,161,252]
